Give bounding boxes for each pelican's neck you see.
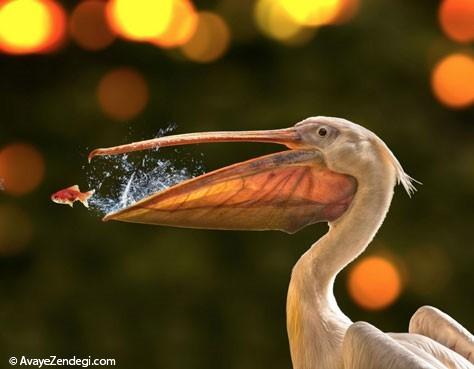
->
[287,164,395,369]
[310,173,395,292]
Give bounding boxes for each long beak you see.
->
[89,125,357,233]
[88,127,305,162]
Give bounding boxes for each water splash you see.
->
[119,171,135,208]
[84,125,205,216]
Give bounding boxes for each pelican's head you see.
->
[88,116,416,233]
[293,116,417,196]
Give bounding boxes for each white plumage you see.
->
[286,117,473,369]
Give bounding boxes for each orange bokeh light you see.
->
[0,143,45,196]
[181,12,230,63]
[152,0,198,48]
[0,0,66,54]
[431,53,474,109]
[348,256,402,310]
[439,0,474,43]
[97,67,149,121]
[41,0,66,52]
[70,0,115,51]
[106,0,174,41]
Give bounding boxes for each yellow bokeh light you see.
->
[70,0,115,51]
[106,0,174,41]
[0,0,50,52]
[278,0,342,27]
[0,0,66,54]
[431,53,474,109]
[97,67,149,121]
[181,12,230,63]
[255,0,308,42]
[0,143,45,196]
[348,256,402,310]
[439,0,474,43]
[152,0,198,48]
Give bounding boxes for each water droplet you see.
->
[85,125,204,216]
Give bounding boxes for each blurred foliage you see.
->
[0,0,473,368]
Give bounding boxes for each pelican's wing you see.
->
[104,150,356,234]
[390,332,473,369]
[342,322,440,369]
[409,306,474,365]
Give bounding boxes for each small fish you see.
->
[51,185,95,208]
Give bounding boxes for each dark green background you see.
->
[0,0,473,368]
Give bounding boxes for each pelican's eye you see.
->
[317,127,327,137]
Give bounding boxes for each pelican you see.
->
[89,117,474,369]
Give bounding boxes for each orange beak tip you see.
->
[87,152,95,163]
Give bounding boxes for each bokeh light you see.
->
[0,204,33,255]
[331,0,359,24]
[278,0,342,27]
[0,0,66,54]
[151,0,198,48]
[106,0,174,41]
[70,0,115,51]
[254,0,358,42]
[41,0,67,52]
[180,12,230,63]
[97,67,149,121]
[431,53,474,109]
[439,0,474,43]
[0,143,45,196]
[254,0,313,44]
[347,256,402,310]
